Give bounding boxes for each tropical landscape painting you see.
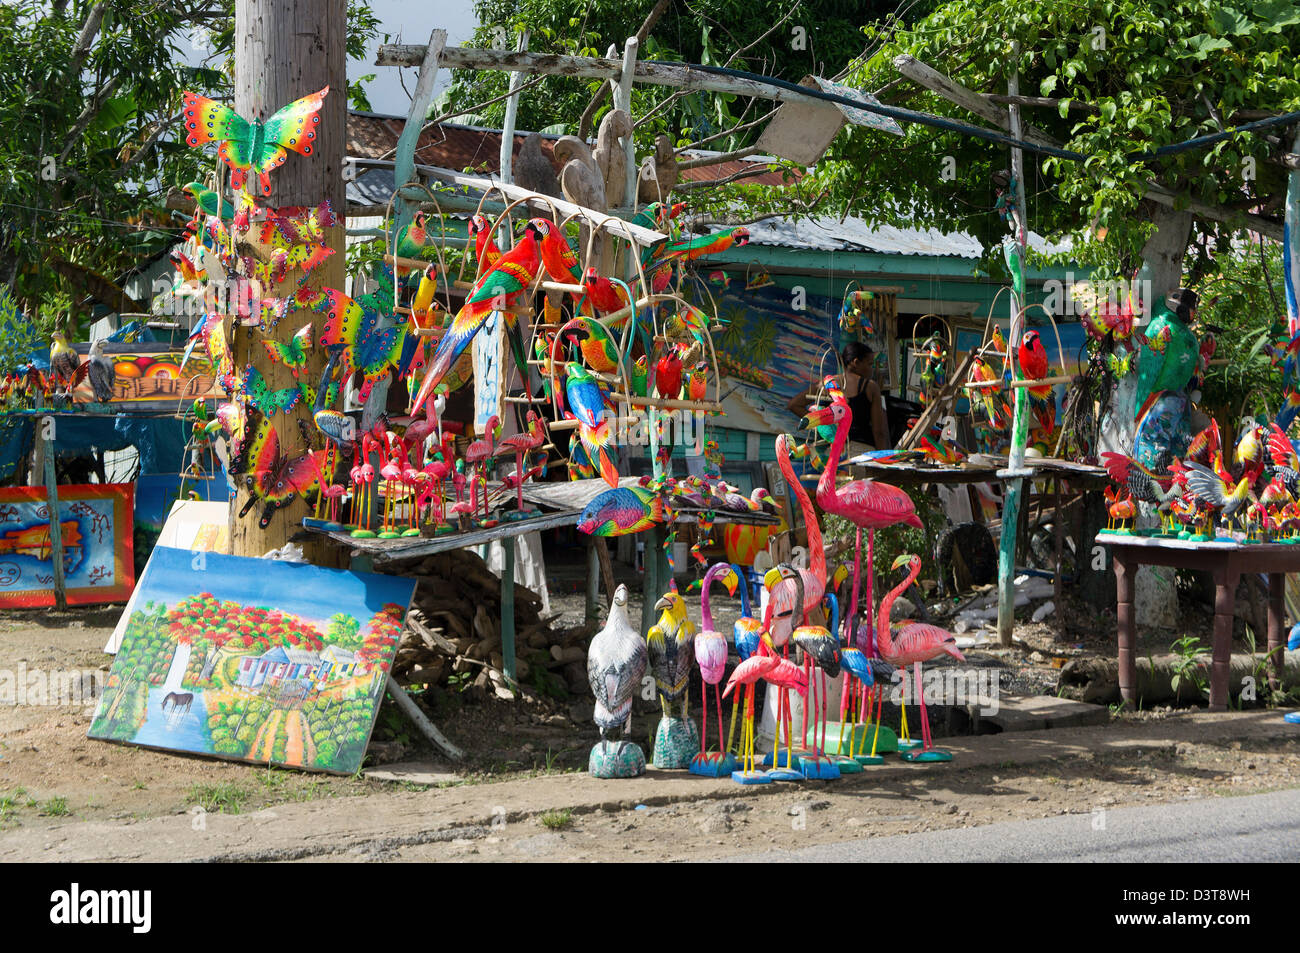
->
[89,547,416,774]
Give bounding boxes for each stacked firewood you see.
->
[389,549,591,699]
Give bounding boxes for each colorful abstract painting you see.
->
[90,548,416,775]
[686,277,840,399]
[0,484,134,607]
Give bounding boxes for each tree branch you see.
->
[577,0,675,140]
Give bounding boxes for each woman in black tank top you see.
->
[787,342,892,451]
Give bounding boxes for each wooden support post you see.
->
[616,37,639,215]
[1115,551,1135,705]
[386,675,465,760]
[585,540,601,627]
[41,420,66,611]
[501,537,516,685]
[1268,572,1286,694]
[1210,566,1236,712]
[392,28,447,235]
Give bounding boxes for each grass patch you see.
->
[188,782,252,815]
[39,796,70,817]
[539,809,572,831]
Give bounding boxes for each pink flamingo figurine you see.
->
[464,415,500,522]
[378,432,405,538]
[723,633,781,785]
[690,562,742,777]
[307,449,346,526]
[724,564,765,758]
[802,387,921,657]
[772,564,841,779]
[877,553,965,762]
[767,432,828,647]
[492,410,547,514]
[349,433,378,537]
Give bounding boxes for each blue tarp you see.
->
[0,413,190,479]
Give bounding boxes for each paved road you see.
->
[721,788,1300,862]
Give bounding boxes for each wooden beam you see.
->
[410,161,667,246]
[892,53,1284,241]
[392,28,447,230]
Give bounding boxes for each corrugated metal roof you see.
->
[739,215,1070,258]
[345,112,791,187]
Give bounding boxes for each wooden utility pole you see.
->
[231,0,346,557]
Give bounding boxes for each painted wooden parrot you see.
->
[687,361,708,402]
[393,211,429,261]
[466,213,501,277]
[1017,329,1051,401]
[564,361,619,488]
[646,588,696,720]
[410,220,541,415]
[630,354,649,403]
[530,217,580,284]
[561,318,621,375]
[49,332,83,393]
[655,345,684,399]
[968,355,1008,427]
[657,226,749,262]
[580,267,631,316]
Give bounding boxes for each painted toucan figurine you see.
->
[564,362,619,488]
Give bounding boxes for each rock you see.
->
[698,813,731,834]
[890,597,916,622]
[1031,601,1056,623]
[789,799,831,815]
[569,700,595,723]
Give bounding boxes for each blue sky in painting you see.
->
[136,547,415,626]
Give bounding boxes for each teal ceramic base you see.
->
[798,755,841,780]
[896,738,924,752]
[652,716,699,769]
[761,749,800,769]
[900,748,953,763]
[855,754,886,765]
[689,751,742,777]
[588,740,646,778]
[830,755,863,774]
[732,769,773,785]
[764,767,804,782]
[817,722,898,755]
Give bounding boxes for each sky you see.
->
[356,1,481,116]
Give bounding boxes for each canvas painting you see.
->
[90,547,416,775]
[106,499,231,654]
[0,484,135,607]
[71,344,225,409]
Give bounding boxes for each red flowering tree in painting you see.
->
[355,602,404,693]
[166,594,325,688]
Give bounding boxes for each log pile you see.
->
[388,549,592,699]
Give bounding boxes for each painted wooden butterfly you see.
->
[229,410,322,528]
[182,87,328,196]
[242,365,302,415]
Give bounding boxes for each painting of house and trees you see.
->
[89,547,416,774]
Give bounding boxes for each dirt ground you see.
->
[1,604,1297,862]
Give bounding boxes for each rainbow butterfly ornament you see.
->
[182,87,329,196]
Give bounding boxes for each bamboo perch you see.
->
[963,374,1073,391]
[610,393,723,412]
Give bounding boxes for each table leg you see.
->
[1210,567,1236,712]
[1053,478,1064,642]
[1115,551,1136,705]
[1268,572,1285,696]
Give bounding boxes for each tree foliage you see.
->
[800,0,1300,278]
[0,0,378,333]
[441,0,926,153]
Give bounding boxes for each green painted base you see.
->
[896,738,924,752]
[1188,534,1212,542]
[813,722,898,755]
[652,716,699,769]
[401,528,421,537]
[900,748,953,763]
[589,740,646,778]
[830,755,864,774]
[854,754,886,765]
[377,530,401,539]
[350,528,377,538]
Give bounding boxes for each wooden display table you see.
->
[1098,532,1292,711]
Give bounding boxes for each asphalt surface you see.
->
[720,787,1300,862]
